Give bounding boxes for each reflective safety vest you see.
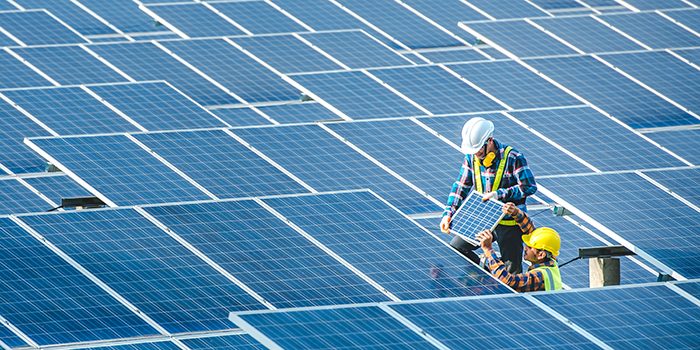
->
[534,264,562,291]
[473,146,517,226]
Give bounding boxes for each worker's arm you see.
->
[440,156,474,232]
[495,150,537,202]
[477,230,545,292]
[503,203,535,235]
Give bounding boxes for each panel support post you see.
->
[589,257,620,287]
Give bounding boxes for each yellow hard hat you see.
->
[522,227,561,257]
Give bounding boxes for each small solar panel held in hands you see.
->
[449,192,505,244]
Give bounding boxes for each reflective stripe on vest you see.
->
[473,146,516,226]
[536,264,562,291]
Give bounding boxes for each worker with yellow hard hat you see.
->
[476,202,562,292]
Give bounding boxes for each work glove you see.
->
[440,215,451,234]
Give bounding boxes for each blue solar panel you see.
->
[213,1,307,34]
[0,323,26,348]
[0,10,87,45]
[675,47,700,67]
[338,0,462,49]
[391,296,597,349]
[161,39,299,103]
[535,285,700,349]
[327,119,463,202]
[234,125,439,214]
[663,8,700,33]
[0,217,157,346]
[416,48,490,64]
[81,342,179,350]
[13,45,129,85]
[601,11,700,49]
[146,200,390,308]
[448,60,582,109]
[0,50,52,88]
[644,128,700,165]
[449,193,504,243]
[232,35,342,74]
[23,174,92,206]
[464,20,578,58]
[0,30,19,46]
[624,0,693,10]
[290,71,425,119]
[0,1,17,10]
[400,0,485,42]
[135,129,308,198]
[643,168,700,207]
[539,172,700,278]
[27,135,211,206]
[88,82,227,131]
[3,87,140,135]
[181,334,265,350]
[16,0,117,35]
[0,178,52,214]
[256,102,339,124]
[21,209,265,333]
[264,192,511,299]
[144,3,245,37]
[530,0,583,10]
[89,42,239,106]
[526,55,697,128]
[238,306,438,349]
[0,100,52,173]
[601,51,700,116]
[467,0,548,18]
[534,15,645,53]
[80,0,166,33]
[418,114,593,176]
[510,107,687,171]
[210,107,272,127]
[676,280,700,298]
[300,30,415,69]
[370,65,503,114]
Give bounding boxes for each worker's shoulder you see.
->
[501,143,525,158]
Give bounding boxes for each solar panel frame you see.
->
[22,174,93,206]
[15,0,118,36]
[533,15,646,53]
[255,102,340,124]
[642,168,700,207]
[0,9,89,46]
[180,334,266,350]
[661,8,700,33]
[642,128,700,165]
[231,34,343,74]
[209,107,273,127]
[0,50,53,89]
[142,2,246,38]
[463,19,578,58]
[599,11,700,49]
[449,192,505,244]
[79,0,169,34]
[465,0,549,18]
[0,98,54,174]
[212,1,308,34]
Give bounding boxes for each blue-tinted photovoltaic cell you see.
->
[3,87,140,135]
[534,15,644,53]
[28,134,210,206]
[89,42,239,106]
[21,209,265,333]
[291,71,425,119]
[676,280,700,298]
[539,172,700,278]
[511,107,686,171]
[256,102,339,124]
[0,217,156,346]
[213,1,307,34]
[82,342,179,350]
[536,285,700,349]
[418,114,593,176]
[663,8,700,33]
[239,306,437,349]
[145,3,245,37]
[530,0,583,10]
[13,45,129,85]
[182,334,265,350]
[391,296,596,349]
[640,129,700,165]
[146,200,390,308]
[210,107,272,127]
[0,179,51,214]
[417,48,490,64]
[370,65,503,115]
[0,324,26,348]
[448,60,581,109]
[135,129,308,199]
[643,168,700,207]
[300,31,415,69]
[16,0,117,35]
[0,10,87,45]
[601,51,700,115]
[234,125,438,214]
[161,39,299,103]
[0,30,17,46]
[625,0,693,10]
[328,119,463,201]
[601,11,700,49]
[88,82,227,131]
[674,47,700,69]
[23,174,92,206]
[264,192,511,299]
[450,193,504,242]
[0,50,51,89]
[465,20,578,58]
[0,1,17,10]
[526,55,697,128]
[337,0,462,49]
[0,100,53,173]
[467,0,548,18]
[233,35,342,74]
[400,0,485,42]
[80,0,166,33]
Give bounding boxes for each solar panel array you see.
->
[0,0,699,348]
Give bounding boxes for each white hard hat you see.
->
[460,117,494,154]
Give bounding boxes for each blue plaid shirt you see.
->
[443,139,537,218]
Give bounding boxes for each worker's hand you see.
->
[503,202,520,217]
[482,191,498,202]
[476,229,493,250]
[440,215,451,234]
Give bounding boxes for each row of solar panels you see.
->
[0,190,509,348]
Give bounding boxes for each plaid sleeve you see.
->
[496,150,537,202]
[515,211,535,235]
[442,156,473,218]
[483,247,545,292]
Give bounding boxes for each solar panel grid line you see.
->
[523,17,587,54]
[524,0,557,16]
[13,176,59,207]
[459,0,497,20]
[606,0,639,12]
[253,196,401,302]
[261,0,315,32]
[80,86,149,132]
[291,33,353,70]
[124,133,220,200]
[70,0,135,42]
[0,314,38,348]
[376,304,450,350]
[667,48,700,71]
[3,46,61,86]
[636,171,700,212]
[656,8,700,37]
[156,79,236,128]
[36,8,93,43]
[579,15,645,50]
[8,215,172,336]
[0,26,24,46]
[0,92,60,136]
[436,63,511,110]
[351,29,421,64]
[393,0,473,47]
[226,315,283,350]
[360,70,433,116]
[666,283,700,307]
[78,44,138,82]
[136,3,189,39]
[448,193,505,244]
[199,2,254,36]
[409,117,462,152]
[575,1,603,15]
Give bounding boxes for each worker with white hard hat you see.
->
[440,117,537,274]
